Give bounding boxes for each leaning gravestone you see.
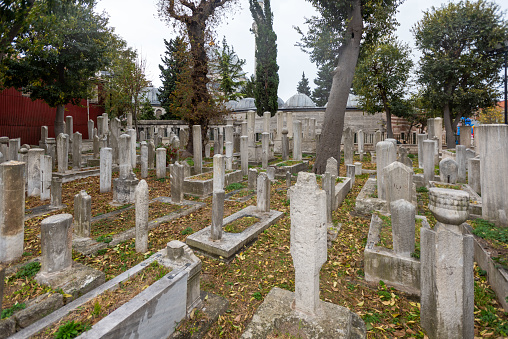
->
[439,158,458,184]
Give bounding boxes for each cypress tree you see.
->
[249,0,279,116]
[297,72,311,97]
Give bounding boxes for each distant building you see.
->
[143,87,166,118]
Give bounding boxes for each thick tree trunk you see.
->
[385,107,393,138]
[443,102,456,149]
[54,104,65,137]
[314,0,363,174]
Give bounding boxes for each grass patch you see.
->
[11,261,41,280]
[1,302,26,319]
[434,183,462,190]
[226,182,246,191]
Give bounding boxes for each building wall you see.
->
[0,87,104,145]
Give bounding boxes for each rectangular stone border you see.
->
[333,177,352,210]
[183,169,243,197]
[363,213,430,296]
[463,224,508,311]
[9,252,170,339]
[186,205,283,262]
[78,269,188,339]
[73,198,205,255]
[52,168,101,183]
[269,161,309,177]
[355,178,387,216]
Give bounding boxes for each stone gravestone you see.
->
[148,140,155,170]
[343,127,354,165]
[0,161,25,263]
[383,161,413,211]
[36,214,73,278]
[421,188,473,339]
[322,172,335,225]
[357,129,364,161]
[170,162,184,204]
[293,120,302,161]
[213,154,225,193]
[40,155,52,201]
[0,137,9,162]
[135,180,149,253]
[50,177,64,208]
[93,135,100,160]
[140,142,148,179]
[27,148,45,197]
[113,134,139,205]
[456,145,467,183]
[65,116,73,143]
[193,125,203,174]
[397,147,413,169]
[439,158,459,184]
[156,148,167,179]
[74,191,91,238]
[261,132,269,169]
[127,129,136,169]
[240,135,248,176]
[289,172,327,316]
[100,147,112,193]
[468,157,481,195]
[417,134,428,169]
[9,138,20,161]
[391,199,415,257]
[281,129,289,161]
[346,164,356,188]
[210,189,225,241]
[326,157,338,177]
[72,131,82,169]
[257,172,270,212]
[225,141,233,171]
[423,140,436,187]
[460,125,472,148]
[248,168,257,190]
[376,141,396,200]
[57,133,68,173]
[88,119,94,140]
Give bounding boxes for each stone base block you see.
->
[355,178,387,215]
[25,204,67,221]
[0,318,15,339]
[186,205,283,262]
[35,263,105,302]
[183,169,242,198]
[52,168,100,183]
[269,161,309,178]
[334,177,352,210]
[112,177,139,205]
[241,287,366,339]
[86,158,100,167]
[13,293,63,329]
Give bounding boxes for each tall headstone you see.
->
[135,180,149,253]
[109,118,121,164]
[100,147,112,193]
[248,168,257,190]
[88,119,94,140]
[72,132,82,169]
[456,145,467,183]
[289,172,327,316]
[40,126,48,148]
[391,199,415,257]
[427,118,435,140]
[225,141,233,171]
[383,161,413,211]
[423,140,436,187]
[293,120,302,161]
[374,130,382,147]
[210,190,225,241]
[74,191,91,238]
[127,112,133,129]
[93,135,100,159]
[281,129,289,161]
[287,112,293,138]
[434,117,443,152]
[460,125,472,148]
[376,141,396,200]
[127,129,136,169]
[343,127,354,165]
[468,157,481,195]
[65,116,73,143]
[50,177,64,208]
[439,158,459,184]
[213,154,225,192]
[325,157,338,177]
[346,164,356,188]
[417,134,428,169]
[9,138,20,161]
[240,136,248,176]
[140,141,148,178]
[309,118,316,140]
[27,148,45,197]
[40,155,52,201]
[0,161,25,263]
[357,129,364,161]
[97,116,104,137]
[113,134,139,204]
[0,137,9,161]
[322,172,335,224]
[57,133,68,173]
[193,125,202,174]
[37,214,73,277]
[156,147,167,179]
[247,110,256,146]
[261,132,269,169]
[421,188,473,339]
[148,140,155,170]
[263,112,271,134]
[170,162,184,203]
[257,172,270,212]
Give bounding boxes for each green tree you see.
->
[297,0,402,173]
[157,37,188,119]
[138,98,156,120]
[311,62,333,107]
[3,0,111,136]
[212,37,246,101]
[240,74,255,98]
[413,0,508,148]
[157,0,236,155]
[250,0,279,116]
[353,38,414,138]
[297,72,311,97]
[0,0,36,61]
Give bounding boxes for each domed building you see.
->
[284,93,317,109]
[235,97,256,111]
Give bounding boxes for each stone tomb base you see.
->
[241,287,366,339]
[35,263,105,301]
[186,205,283,261]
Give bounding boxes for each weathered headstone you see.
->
[354,161,362,176]
[135,180,149,253]
[346,164,356,188]
[293,120,302,161]
[65,116,73,143]
[74,191,91,238]
[93,135,100,159]
[391,199,415,257]
[57,133,68,173]
[421,188,473,339]
[225,141,233,171]
[439,158,459,184]
[326,157,338,177]
[50,177,64,208]
[88,119,94,140]
[0,161,25,263]
[248,168,257,190]
[358,129,364,161]
[261,132,269,169]
[27,148,45,197]
[140,141,148,178]
[281,129,289,161]
[456,145,467,183]
[263,112,271,134]
[156,147,167,179]
[100,147,112,193]
[148,140,155,170]
[257,172,270,212]
[468,157,481,195]
[210,190,225,241]
[286,171,291,188]
[72,132,82,169]
[383,161,413,210]
[240,135,248,176]
[9,138,20,161]
[40,155,52,201]
[193,125,202,174]
[0,137,9,162]
[376,141,396,199]
[170,162,184,203]
[267,167,275,181]
[127,129,136,169]
[205,144,211,158]
[247,111,256,146]
[289,172,327,316]
[113,134,139,204]
[397,147,413,169]
[36,214,73,278]
[322,172,335,224]
[343,127,354,165]
[460,125,472,148]
[213,154,225,192]
[423,140,436,187]
[417,134,428,169]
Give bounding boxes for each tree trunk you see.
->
[314,0,363,174]
[443,102,456,149]
[385,106,393,138]
[54,104,65,137]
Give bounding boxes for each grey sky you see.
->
[95,0,508,102]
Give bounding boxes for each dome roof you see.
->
[236,97,256,110]
[277,97,285,109]
[285,93,316,108]
[225,100,239,110]
[325,94,360,109]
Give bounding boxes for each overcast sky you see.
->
[95,0,508,102]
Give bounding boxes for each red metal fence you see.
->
[0,87,104,145]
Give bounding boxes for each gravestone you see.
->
[248,168,257,190]
[262,132,269,169]
[50,177,64,208]
[468,157,481,195]
[156,148,167,179]
[100,147,112,193]
[170,162,184,203]
[346,164,356,188]
[72,132,82,169]
[267,167,275,181]
[27,148,45,197]
[93,135,100,159]
[391,199,415,257]
[281,129,289,161]
[210,190,225,241]
[57,134,68,173]
[65,116,73,143]
[74,191,91,238]
[423,140,436,187]
[376,141,396,200]
[293,120,302,161]
[225,141,233,171]
[148,140,155,170]
[257,172,270,212]
[0,137,9,162]
[205,144,211,158]
[9,138,20,161]
[358,129,364,161]
[193,125,202,174]
[88,119,94,140]
[383,161,413,210]
[354,162,362,176]
[37,214,73,277]
[135,180,149,253]
[456,145,467,183]
[325,157,338,177]
[397,147,413,169]
[322,172,335,225]
[40,155,52,201]
[460,125,472,148]
[127,129,136,169]
[286,171,291,188]
[343,127,354,165]
[421,188,473,339]
[0,161,25,263]
[140,142,148,178]
[439,158,459,184]
[417,134,428,169]
[113,134,139,205]
[213,154,225,192]
[240,135,248,176]
[263,112,271,134]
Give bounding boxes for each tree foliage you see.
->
[241,74,255,98]
[311,62,333,107]
[353,38,414,138]
[0,0,36,61]
[157,0,236,154]
[297,72,311,97]
[157,37,188,119]
[210,37,246,101]
[250,0,279,116]
[478,105,504,124]
[2,0,112,135]
[413,0,508,148]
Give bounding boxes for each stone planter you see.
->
[355,178,387,215]
[269,160,309,178]
[183,170,243,197]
